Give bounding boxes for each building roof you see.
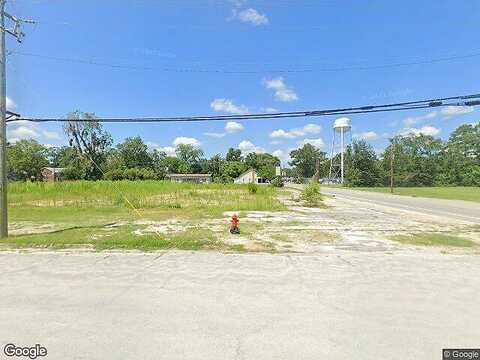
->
[166,173,212,178]
[42,167,66,172]
[236,168,256,179]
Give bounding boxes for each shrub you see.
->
[300,182,323,207]
[104,168,158,181]
[248,182,258,194]
[270,176,284,188]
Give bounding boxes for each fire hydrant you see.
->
[230,214,240,234]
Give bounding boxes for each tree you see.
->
[208,154,224,179]
[438,122,480,185]
[221,161,247,182]
[63,111,113,180]
[382,134,442,187]
[226,148,242,162]
[115,136,152,169]
[245,153,280,181]
[175,144,204,173]
[344,140,381,186]
[289,144,326,178]
[7,140,49,180]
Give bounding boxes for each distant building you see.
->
[166,173,212,184]
[234,169,268,184]
[41,167,65,182]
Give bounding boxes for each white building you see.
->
[234,169,268,184]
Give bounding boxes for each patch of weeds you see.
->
[271,233,291,242]
[300,183,324,207]
[228,244,247,252]
[1,224,230,251]
[310,231,338,243]
[256,240,276,252]
[390,233,476,248]
[237,222,264,238]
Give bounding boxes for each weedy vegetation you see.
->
[390,233,476,248]
[3,180,287,250]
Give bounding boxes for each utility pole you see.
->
[0,0,33,237]
[390,138,396,194]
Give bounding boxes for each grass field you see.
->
[347,186,480,203]
[3,181,287,250]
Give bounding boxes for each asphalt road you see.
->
[320,187,480,223]
[1,251,479,360]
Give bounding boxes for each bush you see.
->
[300,182,323,207]
[248,182,258,194]
[104,168,158,181]
[270,176,284,188]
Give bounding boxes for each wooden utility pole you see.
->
[390,139,396,194]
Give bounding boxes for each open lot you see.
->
[1,181,479,253]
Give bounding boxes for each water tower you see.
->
[328,117,352,184]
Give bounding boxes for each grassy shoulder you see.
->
[390,233,476,247]
[1,225,245,251]
[338,186,480,203]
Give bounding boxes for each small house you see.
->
[41,167,65,182]
[234,169,268,184]
[166,173,212,184]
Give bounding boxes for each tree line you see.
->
[7,111,480,187]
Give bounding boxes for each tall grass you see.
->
[8,180,286,214]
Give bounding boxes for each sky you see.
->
[5,0,480,164]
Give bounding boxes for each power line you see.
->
[9,93,480,124]
[9,49,480,74]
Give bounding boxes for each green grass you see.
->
[2,180,287,251]
[347,186,480,203]
[390,233,476,247]
[1,225,241,251]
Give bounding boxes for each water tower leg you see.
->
[340,127,344,184]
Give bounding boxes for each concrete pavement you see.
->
[1,250,479,360]
[321,187,480,223]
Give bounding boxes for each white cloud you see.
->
[272,149,291,164]
[261,107,278,113]
[403,111,437,126]
[355,131,379,141]
[6,97,16,111]
[298,138,325,149]
[203,132,226,139]
[210,98,249,115]
[225,121,244,133]
[146,142,177,157]
[231,8,269,26]
[42,130,61,140]
[440,106,474,118]
[400,125,441,137]
[173,137,201,147]
[270,123,320,139]
[263,77,298,102]
[8,126,40,141]
[401,106,474,125]
[238,140,264,155]
[7,121,62,144]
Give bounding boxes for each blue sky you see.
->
[5,0,480,164]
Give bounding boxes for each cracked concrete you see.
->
[0,250,479,359]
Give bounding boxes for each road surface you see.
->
[320,187,480,223]
[1,250,479,360]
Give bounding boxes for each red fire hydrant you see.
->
[230,214,240,234]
